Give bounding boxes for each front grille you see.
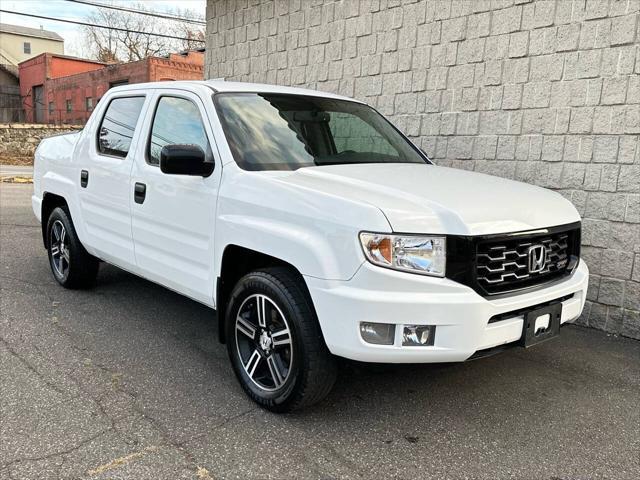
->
[446,223,581,297]
[476,231,572,295]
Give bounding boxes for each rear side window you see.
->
[97,96,145,158]
[148,96,210,166]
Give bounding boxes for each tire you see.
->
[46,206,99,289]
[225,267,337,413]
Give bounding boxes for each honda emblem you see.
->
[528,245,547,273]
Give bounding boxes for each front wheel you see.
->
[225,267,337,412]
[46,207,99,289]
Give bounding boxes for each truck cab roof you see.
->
[106,80,362,103]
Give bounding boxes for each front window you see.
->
[214,93,428,171]
[148,96,211,166]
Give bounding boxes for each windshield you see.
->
[214,93,429,171]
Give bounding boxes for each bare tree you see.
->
[170,6,206,52]
[83,7,121,62]
[81,3,205,63]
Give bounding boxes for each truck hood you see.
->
[275,163,580,235]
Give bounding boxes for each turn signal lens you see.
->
[366,235,392,265]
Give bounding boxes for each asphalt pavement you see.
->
[1,183,639,480]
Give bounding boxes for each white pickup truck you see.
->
[33,80,588,412]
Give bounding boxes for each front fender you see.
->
[215,169,392,281]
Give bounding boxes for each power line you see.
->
[0,9,206,42]
[63,0,206,25]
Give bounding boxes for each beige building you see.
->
[0,23,64,121]
[0,23,64,70]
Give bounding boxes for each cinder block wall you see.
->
[205,0,640,339]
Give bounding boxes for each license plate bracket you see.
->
[521,303,562,348]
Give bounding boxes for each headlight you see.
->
[359,232,446,277]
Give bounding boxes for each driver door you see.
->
[130,89,220,305]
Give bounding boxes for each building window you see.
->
[86,97,93,111]
[66,100,72,113]
[23,42,31,54]
[48,102,54,115]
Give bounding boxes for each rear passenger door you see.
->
[130,90,220,305]
[76,94,146,270]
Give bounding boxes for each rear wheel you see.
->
[226,267,337,412]
[46,207,99,288]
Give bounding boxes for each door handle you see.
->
[134,182,146,204]
[80,170,89,188]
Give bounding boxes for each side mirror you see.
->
[160,144,213,176]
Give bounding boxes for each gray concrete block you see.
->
[585,0,611,20]
[624,105,640,133]
[508,31,529,58]
[592,135,619,162]
[458,38,485,63]
[491,5,522,35]
[542,135,565,161]
[622,309,640,339]
[557,23,581,51]
[618,165,640,192]
[625,194,640,223]
[442,16,467,42]
[530,54,563,83]
[598,277,626,306]
[611,13,638,45]
[569,107,595,134]
[624,280,640,310]
[633,253,640,283]
[599,164,620,192]
[577,49,603,78]
[602,77,629,105]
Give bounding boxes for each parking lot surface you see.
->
[1,183,639,480]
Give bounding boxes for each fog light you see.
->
[402,325,435,346]
[360,322,395,345]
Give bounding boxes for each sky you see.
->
[0,0,207,57]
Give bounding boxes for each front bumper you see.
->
[32,194,42,222]
[306,259,589,363]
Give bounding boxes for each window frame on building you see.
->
[96,95,146,159]
[65,99,72,113]
[86,97,93,112]
[23,42,31,54]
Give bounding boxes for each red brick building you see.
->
[19,50,204,124]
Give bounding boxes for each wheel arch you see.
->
[41,192,69,248]
[216,244,310,344]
